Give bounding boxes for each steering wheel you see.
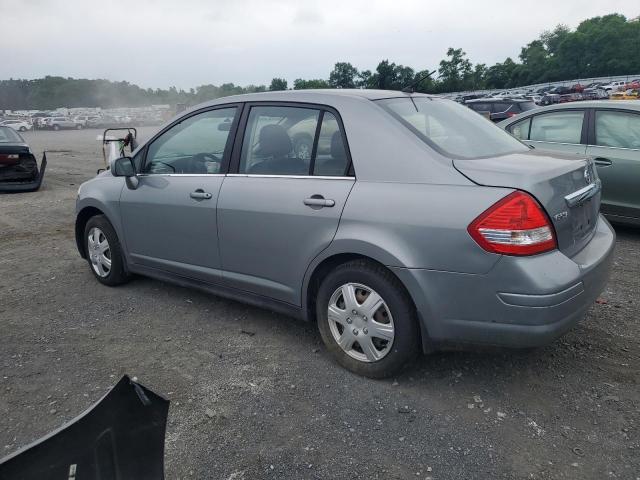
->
[190,152,221,174]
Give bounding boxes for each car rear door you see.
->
[119,105,240,283]
[217,103,355,306]
[586,108,640,221]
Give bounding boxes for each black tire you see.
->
[19,126,27,132]
[84,215,129,286]
[316,259,420,378]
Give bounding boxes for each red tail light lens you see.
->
[468,191,557,256]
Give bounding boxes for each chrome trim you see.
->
[564,180,601,208]
[226,174,354,180]
[136,173,226,177]
[586,144,640,152]
[527,140,583,147]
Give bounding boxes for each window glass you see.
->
[378,97,528,159]
[313,112,349,176]
[239,106,319,175]
[143,107,236,174]
[529,111,583,144]
[492,103,511,114]
[595,111,640,149]
[509,118,531,140]
[469,103,491,112]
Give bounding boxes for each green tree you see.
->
[437,48,473,92]
[269,78,288,91]
[293,78,330,89]
[328,62,359,88]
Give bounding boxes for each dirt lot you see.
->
[0,128,638,479]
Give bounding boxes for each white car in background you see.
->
[602,81,626,92]
[0,120,32,132]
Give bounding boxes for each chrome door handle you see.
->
[304,196,335,208]
[190,189,212,200]
[594,157,612,167]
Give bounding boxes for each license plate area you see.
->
[571,198,596,240]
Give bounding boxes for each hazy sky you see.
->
[1,1,637,89]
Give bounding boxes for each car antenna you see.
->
[401,70,437,93]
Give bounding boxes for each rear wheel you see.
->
[84,215,129,286]
[316,260,420,378]
[19,126,27,132]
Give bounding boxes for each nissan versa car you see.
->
[75,90,615,378]
[499,101,640,225]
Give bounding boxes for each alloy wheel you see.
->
[87,227,112,277]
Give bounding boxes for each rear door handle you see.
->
[594,157,612,167]
[190,189,212,200]
[304,196,335,208]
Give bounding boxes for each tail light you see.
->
[468,191,557,256]
[507,112,518,117]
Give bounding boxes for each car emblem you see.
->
[584,166,592,185]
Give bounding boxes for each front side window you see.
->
[595,110,640,149]
[509,117,531,140]
[143,107,237,174]
[239,106,319,175]
[529,111,584,144]
[378,97,528,159]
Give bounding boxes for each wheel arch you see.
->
[75,206,106,258]
[302,250,430,352]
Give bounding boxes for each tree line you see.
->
[1,13,638,111]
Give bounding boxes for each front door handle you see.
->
[304,195,335,208]
[190,189,212,200]
[594,157,612,167]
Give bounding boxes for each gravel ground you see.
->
[0,128,638,479]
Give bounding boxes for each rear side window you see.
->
[239,106,351,176]
[378,97,528,159]
[313,112,349,176]
[595,110,640,149]
[529,111,584,144]
[469,103,491,112]
[509,118,531,140]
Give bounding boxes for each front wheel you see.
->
[316,260,420,378]
[84,215,129,286]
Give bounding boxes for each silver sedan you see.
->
[76,90,615,378]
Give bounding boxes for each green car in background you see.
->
[499,101,640,226]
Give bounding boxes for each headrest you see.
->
[257,124,292,157]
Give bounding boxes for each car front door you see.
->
[217,104,355,305]
[587,108,640,221]
[119,105,240,283]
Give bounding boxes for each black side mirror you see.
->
[111,156,135,177]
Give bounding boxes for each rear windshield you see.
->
[0,126,24,143]
[518,101,536,112]
[376,97,528,159]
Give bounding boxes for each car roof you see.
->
[195,89,433,107]
[466,97,532,103]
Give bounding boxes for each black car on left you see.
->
[0,126,46,193]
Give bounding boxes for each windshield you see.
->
[0,126,24,143]
[376,97,529,159]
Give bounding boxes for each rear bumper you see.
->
[393,215,616,350]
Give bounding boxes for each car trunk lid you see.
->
[454,151,601,258]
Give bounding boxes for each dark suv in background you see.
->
[465,98,536,122]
